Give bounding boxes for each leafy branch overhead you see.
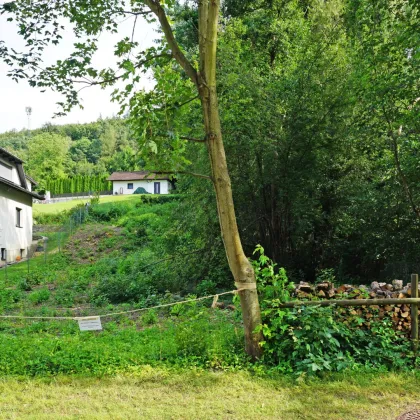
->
[0,0,202,173]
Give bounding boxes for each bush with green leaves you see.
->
[137,194,182,205]
[88,202,131,222]
[253,246,411,375]
[0,289,22,310]
[92,272,157,304]
[195,280,217,297]
[28,288,51,305]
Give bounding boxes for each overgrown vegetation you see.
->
[0,198,418,377]
[253,246,414,376]
[1,0,420,383]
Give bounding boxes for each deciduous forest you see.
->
[1,0,419,284]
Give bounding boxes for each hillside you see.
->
[0,118,139,185]
[0,195,237,375]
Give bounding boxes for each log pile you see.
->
[293,279,419,334]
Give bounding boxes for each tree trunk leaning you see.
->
[197,0,263,359]
[147,0,264,358]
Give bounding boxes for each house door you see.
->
[154,182,161,194]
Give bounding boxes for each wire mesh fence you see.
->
[0,204,90,281]
[34,191,112,205]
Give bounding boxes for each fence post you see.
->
[4,250,7,282]
[411,273,419,352]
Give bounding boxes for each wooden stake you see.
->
[411,274,419,352]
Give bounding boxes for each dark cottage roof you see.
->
[0,176,45,200]
[0,147,24,164]
[107,171,170,181]
[0,147,44,199]
[25,175,38,186]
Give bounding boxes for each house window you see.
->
[16,208,22,227]
[127,183,133,190]
[1,248,6,261]
[0,160,12,181]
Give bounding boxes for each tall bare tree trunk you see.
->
[197,0,263,359]
[148,0,263,358]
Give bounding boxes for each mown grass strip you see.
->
[0,370,419,419]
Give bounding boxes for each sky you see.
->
[0,9,156,134]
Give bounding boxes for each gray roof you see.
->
[0,147,24,164]
[0,176,45,200]
[107,171,170,181]
[0,148,43,198]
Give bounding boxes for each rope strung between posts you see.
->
[0,287,256,321]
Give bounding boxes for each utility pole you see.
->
[25,106,32,168]
[25,106,32,131]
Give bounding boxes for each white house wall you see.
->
[0,157,20,185]
[0,184,33,265]
[112,180,170,195]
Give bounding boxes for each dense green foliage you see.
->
[167,0,420,282]
[45,175,112,195]
[0,310,243,376]
[0,198,415,376]
[1,0,419,282]
[253,246,411,376]
[0,118,140,191]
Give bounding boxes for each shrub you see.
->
[0,289,22,309]
[89,204,127,222]
[92,273,156,304]
[253,245,410,375]
[28,288,51,305]
[196,280,217,297]
[137,194,182,205]
[141,309,158,326]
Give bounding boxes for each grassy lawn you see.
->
[0,370,418,419]
[34,194,140,215]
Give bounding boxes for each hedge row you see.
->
[45,175,112,194]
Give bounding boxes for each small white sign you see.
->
[77,316,102,331]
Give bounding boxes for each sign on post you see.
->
[77,316,102,331]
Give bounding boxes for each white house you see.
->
[107,171,173,195]
[0,148,44,266]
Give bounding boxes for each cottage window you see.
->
[16,208,22,227]
[0,161,12,181]
[1,248,6,261]
[127,183,133,190]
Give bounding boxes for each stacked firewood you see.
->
[293,279,419,334]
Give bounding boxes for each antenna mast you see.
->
[25,106,32,131]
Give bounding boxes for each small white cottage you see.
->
[0,148,44,265]
[107,171,172,195]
